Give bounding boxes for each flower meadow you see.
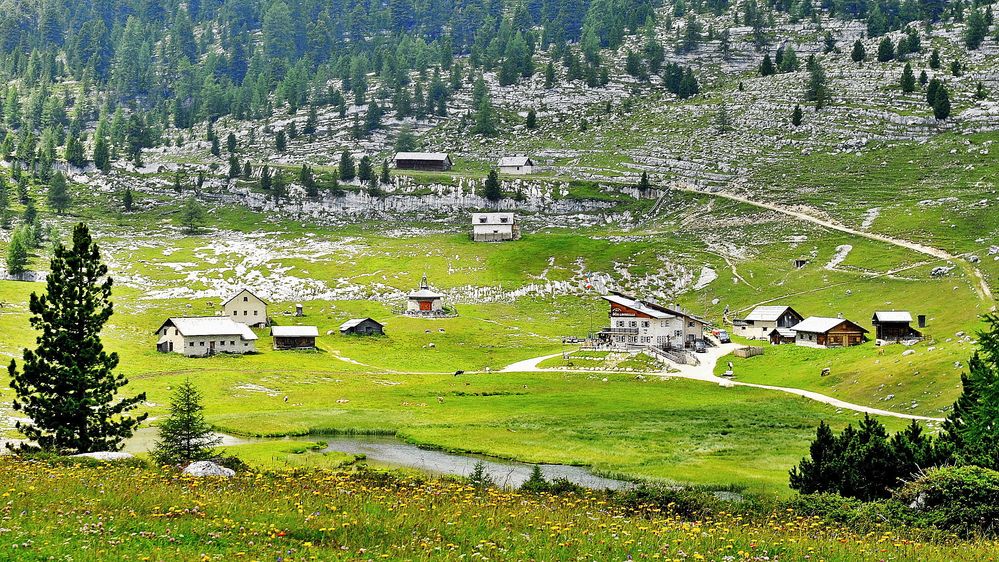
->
[2,458,997,561]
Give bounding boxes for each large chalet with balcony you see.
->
[597,292,707,350]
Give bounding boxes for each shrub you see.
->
[613,484,721,519]
[893,465,999,538]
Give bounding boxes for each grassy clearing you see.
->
[4,458,997,561]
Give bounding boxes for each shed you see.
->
[733,305,804,340]
[497,156,535,175]
[471,212,520,242]
[871,311,922,342]
[271,325,319,350]
[393,152,453,172]
[339,318,384,336]
[769,327,797,345]
[792,317,868,348]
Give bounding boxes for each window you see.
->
[189,342,195,347]
[688,321,694,327]
[219,341,224,346]
[641,321,650,328]
[243,296,248,302]
[199,341,205,346]
[479,217,487,223]
[254,310,258,316]
[231,341,235,346]
[617,320,625,327]
[629,321,637,328]
[500,217,508,223]
[243,311,247,315]
[232,311,237,316]
[675,330,682,337]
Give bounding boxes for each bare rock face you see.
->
[72,452,136,461]
[182,461,235,477]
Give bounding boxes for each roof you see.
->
[792,317,869,334]
[222,288,268,307]
[602,294,674,319]
[771,327,797,337]
[471,212,516,225]
[745,305,797,322]
[339,318,383,330]
[394,152,451,162]
[873,311,913,323]
[409,288,444,299]
[498,156,533,167]
[157,317,258,340]
[271,325,319,338]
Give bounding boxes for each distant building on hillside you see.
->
[393,152,453,172]
[792,317,868,348]
[871,311,922,342]
[223,289,268,328]
[339,318,385,336]
[407,274,445,315]
[497,156,535,175]
[271,325,319,350]
[597,292,707,350]
[733,305,804,340]
[471,212,520,242]
[155,317,258,356]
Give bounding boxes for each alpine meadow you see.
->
[1,0,999,559]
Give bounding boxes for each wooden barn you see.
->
[768,327,797,345]
[871,311,922,342]
[339,318,384,336]
[393,152,453,171]
[792,317,868,348]
[270,325,319,350]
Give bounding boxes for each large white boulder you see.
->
[183,461,235,477]
[72,452,135,461]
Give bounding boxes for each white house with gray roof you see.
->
[471,212,519,242]
[598,292,707,350]
[155,317,258,356]
[497,156,535,175]
[733,305,804,340]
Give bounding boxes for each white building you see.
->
[598,292,707,350]
[223,289,268,328]
[733,305,804,340]
[407,273,445,314]
[471,212,520,242]
[497,156,535,175]
[155,317,258,356]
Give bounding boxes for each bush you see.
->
[893,465,999,538]
[612,484,722,519]
[783,493,864,523]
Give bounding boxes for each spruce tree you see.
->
[789,421,838,494]
[47,172,71,215]
[260,165,272,190]
[226,132,237,153]
[93,135,110,172]
[929,49,941,69]
[900,63,916,93]
[123,188,134,212]
[152,379,221,465]
[933,85,951,120]
[357,156,373,182]
[876,37,895,62]
[637,171,651,191]
[0,177,9,227]
[227,155,241,179]
[65,134,86,168]
[5,226,29,276]
[7,223,146,454]
[526,108,537,129]
[715,105,732,133]
[483,169,502,201]
[759,53,775,76]
[180,197,207,233]
[339,150,356,181]
[275,130,287,152]
[210,134,220,156]
[791,104,803,126]
[380,159,390,184]
[850,40,866,63]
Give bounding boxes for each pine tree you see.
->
[715,105,732,133]
[876,37,895,62]
[805,59,828,103]
[791,104,803,126]
[929,48,941,69]
[380,159,390,184]
[919,70,928,86]
[242,160,253,179]
[483,169,502,201]
[260,165,272,190]
[544,61,556,89]
[927,78,941,106]
[304,105,318,135]
[526,108,537,129]
[900,63,916,93]
[789,421,838,494]
[227,155,241,179]
[210,134,220,157]
[275,130,287,152]
[65,134,86,168]
[299,164,317,196]
[226,133,237,153]
[339,150,356,181]
[123,188,134,212]
[357,156,372,182]
[173,172,183,193]
[965,9,988,50]
[47,172,70,214]
[637,171,652,191]
[0,178,9,228]
[520,465,549,493]
[93,135,110,172]
[5,226,29,276]
[933,85,951,120]
[7,223,146,454]
[472,95,498,137]
[180,197,207,233]
[950,60,962,77]
[152,379,222,465]
[759,53,775,76]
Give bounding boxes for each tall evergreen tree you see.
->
[47,171,71,214]
[123,188,134,212]
[483,169,502,201]
[5,226,29,276]
[152,379,221,465]
[7,223,146,454]
[339,150,356,181]
[759,53,775,76]
[380,159,390,184]
[900,63,916,93]
[789,421,838,493]
[933,85,951,120]
[791,104,803,126]
[180,197,207,233]
[876,37,895,62]
[93,135,110,172]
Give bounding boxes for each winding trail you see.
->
[680,187,994,307]
[502,347,943,422]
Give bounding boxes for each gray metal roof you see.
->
[339,318,382,330]
[160,317,258,340]
[271,325,319,338]
[222,288,268,306]
[745,305,794,322]
[471,212,516,226]
[498,156,533,167]
[394,152,451,162]
[873,311,913,323]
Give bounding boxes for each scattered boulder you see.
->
[183,461,235,477]
[902,349,916,356]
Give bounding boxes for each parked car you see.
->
[716,330,731,343]
[694,339,707,353]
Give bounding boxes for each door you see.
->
[209,341,216,355]
[419,300,432,311]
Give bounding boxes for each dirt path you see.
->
[681,188,994,307]
[501,348,943,422]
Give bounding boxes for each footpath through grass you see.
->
[4,458,998,561]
